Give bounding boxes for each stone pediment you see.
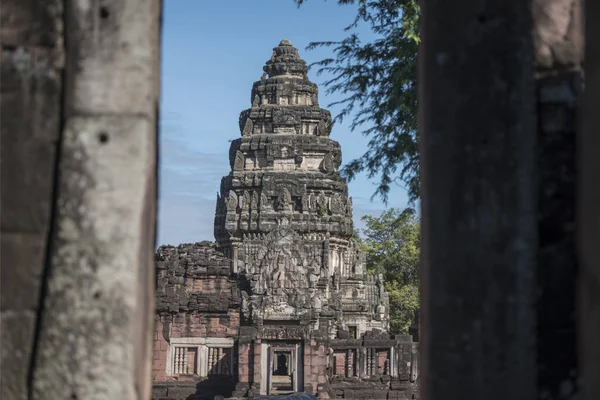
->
[240,225,324,322]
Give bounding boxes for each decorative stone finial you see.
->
[263,39,308,78]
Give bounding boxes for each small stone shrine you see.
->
[152,40,419,400]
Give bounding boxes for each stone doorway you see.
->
[267,344,300,395]
[272,350,293,394]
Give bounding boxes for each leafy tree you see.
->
[385,281,419,335]
[361,207,420,334]
[295,0,420,203]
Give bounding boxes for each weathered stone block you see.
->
[1,311,36,400]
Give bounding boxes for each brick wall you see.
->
[153,242,240,395]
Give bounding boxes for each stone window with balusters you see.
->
[167,337,234,378]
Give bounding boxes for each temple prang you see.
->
[152,40,419,400]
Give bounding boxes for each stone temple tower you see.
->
[152,40,418,400]
[214,39,389,336]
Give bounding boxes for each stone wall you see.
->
[153,242,240,399]
[324,333,419,400]
[155,242,239,315]
[151,240,419,400]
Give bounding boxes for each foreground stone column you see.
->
[1,2,65,399]
[1,1,161,399]
[419,1,537,399]
[532,1,583,397]
[579,0,600,398]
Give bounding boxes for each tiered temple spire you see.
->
[213,39,388,331]
[214,39,353,244]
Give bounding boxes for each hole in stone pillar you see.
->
[99,7,110,20]
[98,132,109,144]
[93,291,101,299]
[71,393,78,400]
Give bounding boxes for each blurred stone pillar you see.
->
[1,2,66,399]
[419,0,537,399]
[1,1,161,399]
[420,0,591,398]
[533,1,583,397]
[579,0,600,398]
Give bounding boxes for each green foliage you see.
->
[317,203,328,216]
[362,207,420,285]
[386,281,419,335]
[361,207,420,334]
[295,0,421,203]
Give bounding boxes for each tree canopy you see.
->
[361,207,420,334]
[295,0,420,203]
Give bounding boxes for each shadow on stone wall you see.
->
[153,376,235,400]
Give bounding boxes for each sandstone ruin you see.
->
[152,40,419,400]
[5,0,599,399]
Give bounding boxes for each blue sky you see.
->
[158,0,410,246]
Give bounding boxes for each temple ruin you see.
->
[152,40,419,400]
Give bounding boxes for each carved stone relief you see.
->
[301,194,310,213]
[250,191,259,211]
[260,191,270,210]
[242,191,251,212]
[241,291,251,319]
[322,152,335,173]
[275,187,292,211]
[234,150,245,171]
[308,193,316,211]
[317,119,331,136]
[272,109,297,125]
[330,193,344,214]
[243,118,254,136]
[241,226,325,321]
[226,191,238,212]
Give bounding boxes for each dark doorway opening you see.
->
[275,352,290,376]
[270,349,294,394]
